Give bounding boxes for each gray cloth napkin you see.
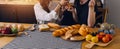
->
[3,30,82,49]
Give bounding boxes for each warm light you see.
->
[0,0,38,5]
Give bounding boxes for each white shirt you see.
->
[34,3,58,22]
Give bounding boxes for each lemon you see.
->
[91,36,99,43]
[86,34,93,41]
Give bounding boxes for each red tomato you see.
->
[102,37,110,43]
[96,34,104,41]
[105,34,112,41]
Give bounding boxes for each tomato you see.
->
[96,34,104,41]
[105,34,112,41]
[102,36,110,43]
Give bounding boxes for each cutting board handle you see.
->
[85,43,95,49]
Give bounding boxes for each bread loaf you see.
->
[47,23,61,29]
[17,24,25,32]
[39,24,49,31]
[53,30,64,37]
[78,24,89,36]
[52,24,81,37]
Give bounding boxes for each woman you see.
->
[34,0,69,24]
[74,0,99,27]
[59,3,78,25]
[96,0,104,24]
[59,0,99,27]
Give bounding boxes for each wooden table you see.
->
[0,22,120,49]
[2,23,82,49]
[0,22,32,48]
[82,28,120,49]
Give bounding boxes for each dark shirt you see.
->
[60,0,101,26]
[60,10,77,25]
[96,0,104,24]
[74,0,99,25]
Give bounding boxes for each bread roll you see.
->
[78,24,89,36]
[52,30,64,37]
[47,23,60,29]
[68,26,74,30]
[39,24,49,31]
[64,30,74,39]
[71,25,79,29]
[17,24,25,32]
[60,29,67,33]
[71,29,79,35]
[75,24,81,28]
[64,27,69,31]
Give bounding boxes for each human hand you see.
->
[67,7,75,12]
[65,3,75,12]
[59,0,69,6]
[89,0,95,8]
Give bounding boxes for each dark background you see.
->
[0,4,37,24]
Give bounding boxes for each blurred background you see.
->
[0,0,120,28]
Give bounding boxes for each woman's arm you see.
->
[57,6,66,22]
[88,8,96,27]
[54,0,69,21]
[72,8,78,23]
[34,0,68,22]
[34,3,57,21]
[88,0,96,27]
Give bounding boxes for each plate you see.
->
[0,34,17,37]
[61,36,85,42]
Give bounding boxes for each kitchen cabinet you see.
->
[16,5,36,23]
[0,4,37,23]
[0,0,60,23]
[0,4,17,22]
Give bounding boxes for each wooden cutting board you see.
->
[0,22,32,48]
[81,28,120,49]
